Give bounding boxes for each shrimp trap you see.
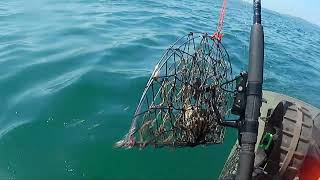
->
[115,32,235,148]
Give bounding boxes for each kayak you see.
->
[219,90,320,180]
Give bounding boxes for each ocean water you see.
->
[0,0,319,179]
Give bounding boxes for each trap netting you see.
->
[116,32,234,148]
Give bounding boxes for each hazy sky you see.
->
[244,0,320,26]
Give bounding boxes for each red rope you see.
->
[212,0,227,41]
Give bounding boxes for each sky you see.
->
[243,0,320,26]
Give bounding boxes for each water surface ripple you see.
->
[0,0,319,179]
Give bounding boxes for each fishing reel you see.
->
[231,71,248,116]
[217,71,248,129]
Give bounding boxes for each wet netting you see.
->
[115,32,234,148]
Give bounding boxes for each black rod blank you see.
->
[236,0,264,179]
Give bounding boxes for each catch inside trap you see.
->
[115,32,235,148]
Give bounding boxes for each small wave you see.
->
[9,67,90,107]
[0,119,29,140]
[64,119,86,128]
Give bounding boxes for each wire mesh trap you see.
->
[115,32,234,148]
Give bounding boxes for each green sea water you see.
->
[0,0,320,179]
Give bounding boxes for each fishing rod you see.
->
[237,0,264,179]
